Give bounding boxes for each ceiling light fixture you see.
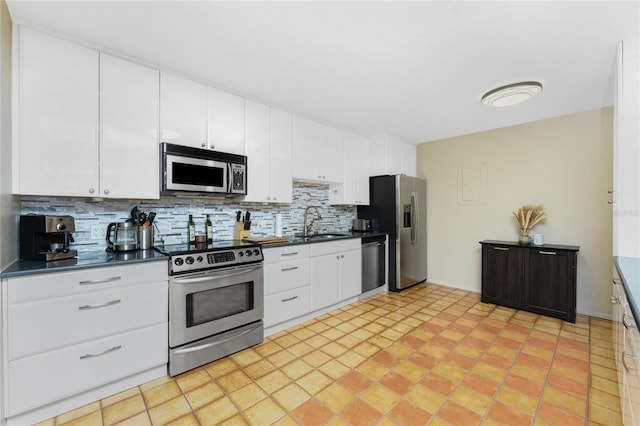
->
[481,81,543,107]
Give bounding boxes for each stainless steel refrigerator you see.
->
[357,175,427,292]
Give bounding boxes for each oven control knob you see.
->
[253,249,261,256]
[238,251,244,257]
[174,258,184,266]
[245,249,252,257]
[197,256,203,263]
[185,256,195,265]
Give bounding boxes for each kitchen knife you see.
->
[236,211,242,222]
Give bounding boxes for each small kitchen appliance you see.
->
[352,218,372,232]
[20,215,77,261]
[106,221,139,252]
[160,143,247,196]
[155,240,264,376]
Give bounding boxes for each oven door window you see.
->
[166,154,228,192]
[186,281,254,327]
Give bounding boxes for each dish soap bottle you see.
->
[188,214,195,243]
[205,214,213,243]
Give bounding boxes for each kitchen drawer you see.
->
[7,261,168,303]
[6,322,167,416]
[264,286,310,327]
[264,259,310,295]
[263,245,310,264]
[8,281,167,359]
[310,239,360,257]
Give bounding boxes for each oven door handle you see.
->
[172,265,263,284]
[173,327,255,354]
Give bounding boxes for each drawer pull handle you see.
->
[612,296,620,305]
[80,345,122,360]
[623,351,639,372]
[281,266,299,272]
[79,276,121,285]
[282,296,299,302]
[539,251,556,255]
[281,252,298,257]
[493,247,509,251]
[623,314,635,329]
[79,299,122,310]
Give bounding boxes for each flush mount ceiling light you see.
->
[481,81,543,107]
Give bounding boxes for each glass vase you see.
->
[519,228,532,245]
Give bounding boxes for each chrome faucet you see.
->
[303,206,323,236]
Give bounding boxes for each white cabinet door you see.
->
[208,87,245,155]
[402,141,417,176]
[269,108,293,203]
[332,132,369,205]
[244,100,271,202]
[339,249,362,301]
[319,124,344,182]
[160,72,207,149]
[100,53,159,199]
[311,253,340,310]
[245,103,293,203]
[15,26,99,197]
[292,115,321,181]
[370,133,416,177]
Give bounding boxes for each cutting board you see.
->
[245,236,290,244]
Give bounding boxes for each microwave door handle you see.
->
[227,163,232,193]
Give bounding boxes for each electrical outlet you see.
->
[91,225,103,240]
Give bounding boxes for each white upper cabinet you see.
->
[100,53,160,199]
[330,132,370,205]
[370,133,416,177]
[207,87,246,155]
[14,26,99,197]
[245,101,292,203]
[160,72,208,149]
[292,116,344,183]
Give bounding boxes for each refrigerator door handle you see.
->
[411,192,417,244]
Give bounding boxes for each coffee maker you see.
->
[20,215,78,261]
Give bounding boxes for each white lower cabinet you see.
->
[2,261,168,421]
[263,240,362,332]
[310,239,361,311]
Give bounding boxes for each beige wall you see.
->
[0,0,17,270]
[417,108,613,318]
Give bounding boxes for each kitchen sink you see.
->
[301,233,350,241]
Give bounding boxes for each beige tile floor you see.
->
[37,283,621,425]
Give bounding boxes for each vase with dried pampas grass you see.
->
[513,204,547,245]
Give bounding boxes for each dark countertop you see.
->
[0,249,168,278]
[615,256,640,328]
[262,231,388,248]
[479,240,580,251]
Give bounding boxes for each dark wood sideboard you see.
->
[479,240,580,323]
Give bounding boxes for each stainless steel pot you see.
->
[106,222,139,251]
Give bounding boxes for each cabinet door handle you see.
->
[79,276,121,285]
[80,345,122,360]
[623,314,635,329]
[282,296,298,302]
[539,251,556,255]
[281,266,298,272]
[79,299,121,310]
[281,252,298,257]
[493,247,509,251]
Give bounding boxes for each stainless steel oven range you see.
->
[156,240,264,376]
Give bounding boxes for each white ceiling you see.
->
[6,1,639,144]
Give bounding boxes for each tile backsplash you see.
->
[20,182,356,252]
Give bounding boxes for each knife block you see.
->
[233,223,250,240]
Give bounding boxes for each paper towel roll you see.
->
[275,214,283,237]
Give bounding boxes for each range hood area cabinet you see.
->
[160,72,246,156]
[329,132,370,206]
[13,26,159,199]
[244,100,293,203]
[292,116,344,183]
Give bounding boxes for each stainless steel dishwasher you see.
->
[362,235,386,292]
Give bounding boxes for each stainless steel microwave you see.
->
[161,143,247,196]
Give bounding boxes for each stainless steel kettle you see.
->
[106,222,139,251]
